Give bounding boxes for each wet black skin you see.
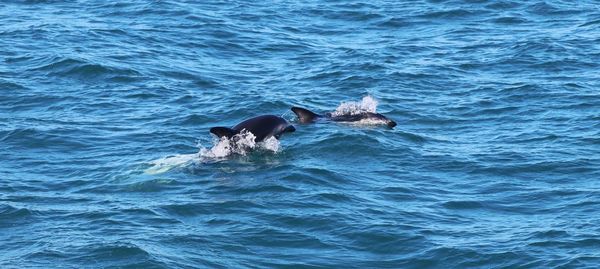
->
[210,115,296,142]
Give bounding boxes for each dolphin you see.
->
[210,115,296,142]
[291,107,397,128]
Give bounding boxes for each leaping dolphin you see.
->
[291,107,397,128]
[210,115,296,142]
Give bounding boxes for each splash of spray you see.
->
[144,130,280,174]
[331,95,378,116]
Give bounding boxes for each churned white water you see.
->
[331,95,378,116]
[145,130,280,174]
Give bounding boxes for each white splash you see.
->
[144,130,280,174]
[199,130,258,158]
[331,95,378,116]
[260,136,281,152]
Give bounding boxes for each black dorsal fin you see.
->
[209,127,238,138]
[291,107,321,123]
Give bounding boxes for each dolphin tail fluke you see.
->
[291,107,321,123]
[210,127,238,139]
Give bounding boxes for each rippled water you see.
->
[2,0,600,268]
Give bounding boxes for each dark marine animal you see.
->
[210,115,296,142]
[291,107,396,128]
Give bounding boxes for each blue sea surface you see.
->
[1,0,600,268]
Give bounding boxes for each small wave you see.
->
[527,230,570,240]
[492,16,528,24]
[526,2,582,16]
[580,19,600,27]
[442,200,485,210]
[0,80,29,91]
[397,131,427,143]
[419,9,477,20]
[1,127,90,150]
[331,95,378,116]
[0,204,34,219]
[485,1,522,10]
[145,131,280,174]
[30,57,141,81]
[226,184,296,195]
[68,242,163,268]
[377,17,410,28]
[325,10,384,22]
[160,200,264,217]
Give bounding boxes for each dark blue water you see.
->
[2,0,600,268]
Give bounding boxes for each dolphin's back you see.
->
[231,115,293,142]
[291,105,396,128]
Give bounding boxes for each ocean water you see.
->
[1,0,600,268]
